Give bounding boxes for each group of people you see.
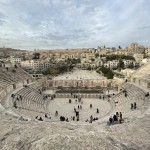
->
[86,115,99,123]
[60,116,69,122]
[123,89,128,97]
[35,116,43,121]
[131,102,137,109]
[19,116,28,121]
[60,114,80,122]
[11,94,23,108]
[108,112,123,125]
[45,113,51,119]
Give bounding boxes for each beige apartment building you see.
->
[21,60,51,71]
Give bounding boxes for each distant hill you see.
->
[38,48,88,54]
[0,48,27,57]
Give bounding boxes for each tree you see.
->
[118,59,124,69]
[33,53,40,59]
[66,58,81,64]
[106,54,135,61]
[118,46,122,49]
[127,62,134,69]
[97,65,114,79]
[91,58,95,62]
[107,70,114,79]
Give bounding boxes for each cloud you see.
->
[138,25,150,30]
[0,0,150,49]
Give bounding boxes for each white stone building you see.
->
[21,60,51,71]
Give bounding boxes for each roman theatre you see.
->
[0,63,150,149]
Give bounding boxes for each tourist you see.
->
[60,116,62,121]
[60,116,65,121]
[103,96,104,100]
[134,102,137,109]
[76,116,79,121]
[85,119,89,122]
[95,117,98,120]
[115,101,118,106]
[74,107,76,113]
[45,113,51,119]
[125,92,127,97]
[90,104,92,108]
[78,105,80,109]
[131,103,134,109]
[66,118,69,122]
[119,112,122,119]
[89,116,93,123]
[145,92,149,97]
[38,117,43,121]
[13,100,17,108]
[11,94,15,98]
[69,99,71,103]
[73,116,75,121]
[119,112,123,123]
[20,95,22,100]
[90,115,93,121]
[109,116,113,124]
[113,114,118,122]
[55,111,58,116]
[116,112,119,118]
[96,108,99,113]
[45,113,47,118]
[76,111,79,117]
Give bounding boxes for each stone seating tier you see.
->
[13,87,47,113]
[111,82,148,117]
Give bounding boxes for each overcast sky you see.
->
[0,0,150,50]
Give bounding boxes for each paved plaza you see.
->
[47,97,111,122]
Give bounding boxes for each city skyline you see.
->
[0,0,150,50]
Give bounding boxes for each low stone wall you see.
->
[0,81,24,103]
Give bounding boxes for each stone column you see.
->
[74,81,76,87]
[83,80,84,87]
